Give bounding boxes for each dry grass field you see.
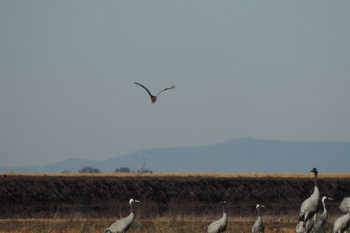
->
[0,219,284,233]
[0,216,336,233]
[1,173,349,232]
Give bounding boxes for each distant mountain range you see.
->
[1,138,350,173]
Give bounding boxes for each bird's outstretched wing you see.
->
[134,82,153,98]
[156,85,175,97]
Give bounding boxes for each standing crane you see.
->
[299,168,321,224]
[134,82,175,103]
[313,196,333,231]
[333,213,350,233]
[206,201,228,233]
[252,204,266,233]
[339,197,350,214]
[333,197,350,233]
[295,219,314,233]
[105,199,140,233]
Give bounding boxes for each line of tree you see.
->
[78,166,101,173]
[67,166,153,173]
[115,167,153,173]
[115,167,130,173]
[137,168,153,173]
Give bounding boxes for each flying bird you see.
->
[105,198,140,233]
[252,204,266,233]
[206,201,228,233]
[299,168,321,224]
[134,82,175,103]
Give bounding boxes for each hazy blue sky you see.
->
[1,1,350,167]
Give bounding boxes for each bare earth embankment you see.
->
[0,173,349,232]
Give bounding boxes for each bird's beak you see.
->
[328,198,334,201]
[261,205,266,208]
[134,200,140,203]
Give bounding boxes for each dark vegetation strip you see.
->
[0,175,349,219]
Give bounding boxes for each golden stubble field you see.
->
[3,172,350,178]
[1,172,349,233]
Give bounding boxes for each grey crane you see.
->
[134,82,175,103]
[333,213,350,233]
[332,197,350,233]
[295,219,314,233]
[339,197,350,214]
[105,199,140,233]
[299,168,321,223]
[313,196,333,231]
[252,204,266,233]
[206,201,228,233]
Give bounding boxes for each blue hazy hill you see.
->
[1,138,349,173]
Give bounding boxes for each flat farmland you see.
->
[0,173,349,232]
[0,218,302,233]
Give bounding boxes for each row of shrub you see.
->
[61,166,153,174]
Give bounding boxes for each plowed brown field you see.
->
[0,173,349,232]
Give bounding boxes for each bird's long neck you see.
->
[130,202,134,214]
[223,212,228,223]
[222,204,226,215]
[314,171,318,187]
[257,207,262,217]
[322,198,327,214]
